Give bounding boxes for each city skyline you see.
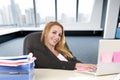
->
[0,0,93,27]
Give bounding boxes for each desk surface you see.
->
[34,69,117,80]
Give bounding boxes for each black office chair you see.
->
[23,32,69,55]
[23,32,42,55]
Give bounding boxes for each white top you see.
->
[57,54,68,62]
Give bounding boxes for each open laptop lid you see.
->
[96,39,120,75]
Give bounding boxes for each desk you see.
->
[34,69,117,80]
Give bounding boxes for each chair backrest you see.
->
[23,32,42,55]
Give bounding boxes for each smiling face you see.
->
[45,25,62,48]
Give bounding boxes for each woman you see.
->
[34,21,96,70]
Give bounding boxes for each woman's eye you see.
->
[52,32,56,34]
[52,32,62,37]
[59,34,62,37]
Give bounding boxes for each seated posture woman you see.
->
[27,21,96,70]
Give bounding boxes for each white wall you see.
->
[103,0,120,38]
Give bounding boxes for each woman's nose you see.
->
[55,34,60,40]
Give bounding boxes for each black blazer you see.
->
[23,32,81,70]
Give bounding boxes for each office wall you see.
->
[103,0,120,38]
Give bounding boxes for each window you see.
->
[35,0,55,26]
[57,0,76,23]
[0,0,103,30]
[14,0,34,27]
[78,0,95,23]
[0,0,13,26]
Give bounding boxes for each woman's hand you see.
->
[75,63,96,71]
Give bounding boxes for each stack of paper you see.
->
[0,53,36,67]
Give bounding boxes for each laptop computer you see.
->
[75,39,120,76]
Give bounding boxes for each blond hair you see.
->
[41,21,73,58]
